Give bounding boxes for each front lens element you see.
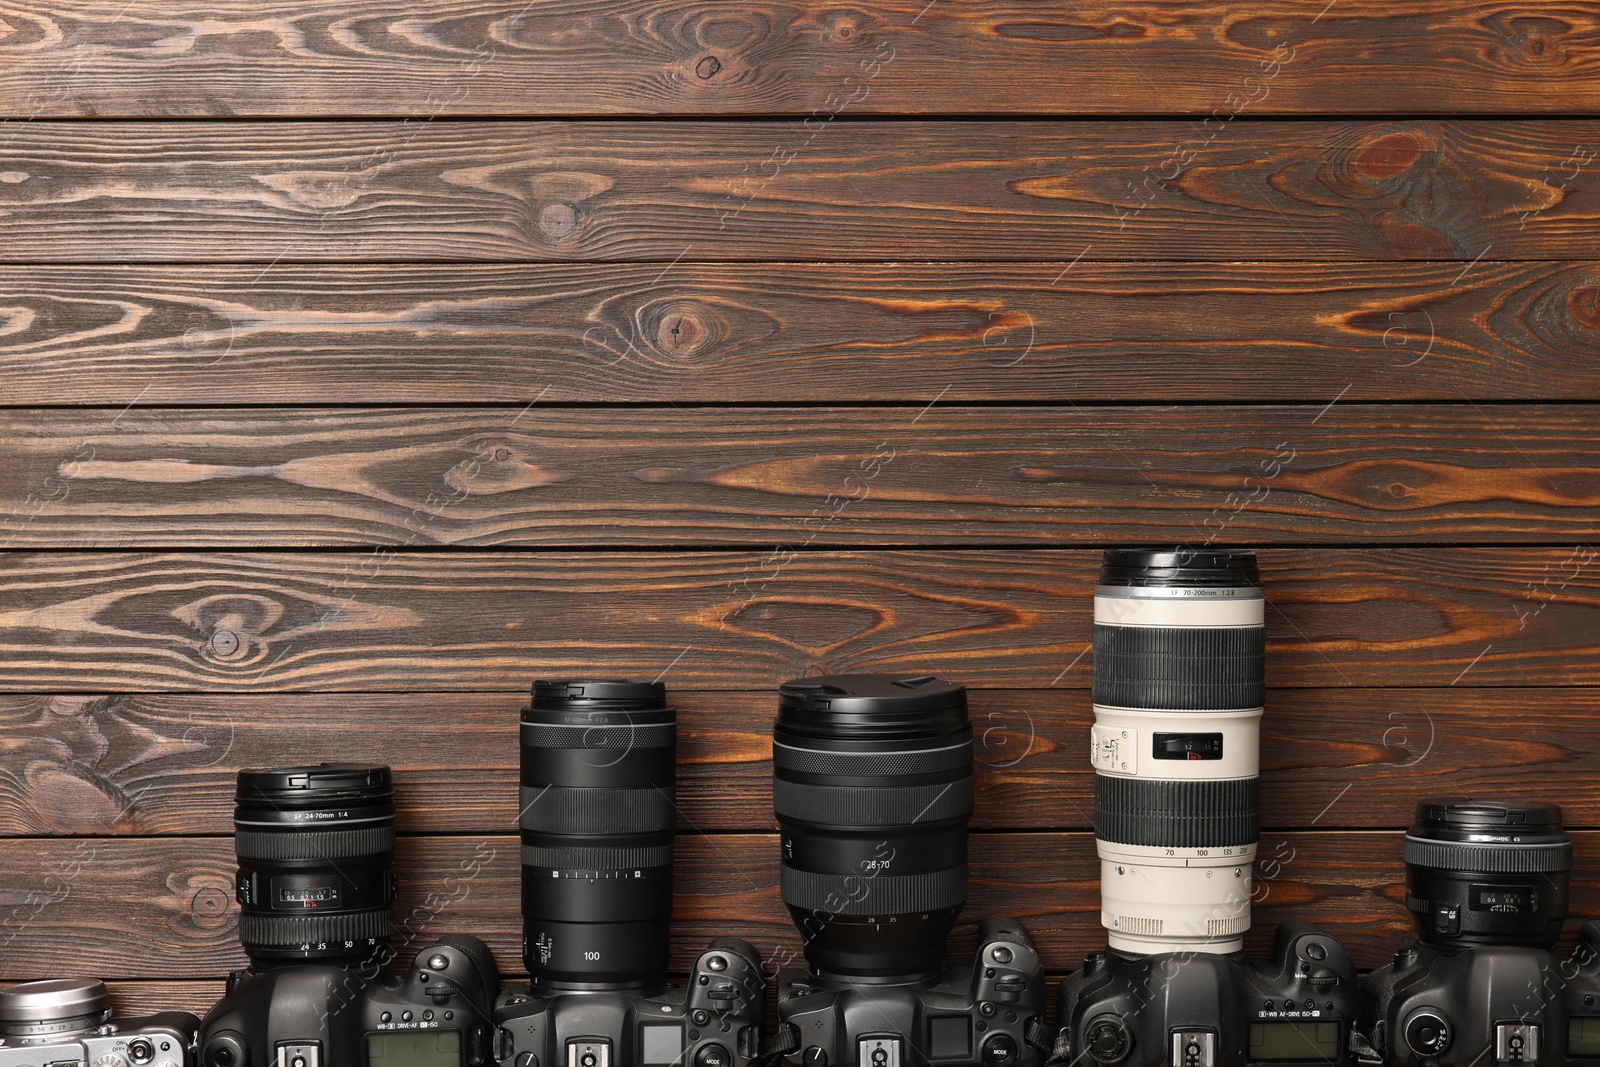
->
[1404,798,1571,948]
[774,673,972,979]
[234,763,396,962]
[520,679,676,991]
[1092,549,1264,954]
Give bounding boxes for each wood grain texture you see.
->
[0,549,1595,692]
[3,688,1598,837]
[0,121,1595,262]
[3,2,1600,118]
[4,263,1598,404]
[4,832,1599,981]
[6,405,1600,548]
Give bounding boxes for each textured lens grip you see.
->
[1404,836,1573,873]
[519,785,676,834]
[238,909,394,949]
[235,825,395,861]
[780,865,966,914]
[1094,775,1260,848]
[519,721,675,749]
[520,843,674,870]
[1093,624,1265,710]
[772,739,973,777]
[774,776,973,826]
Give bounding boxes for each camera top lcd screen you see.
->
[1247,1022,1341,1061]
[1571,1018,1600,1057]
[365,1029,463,1066]
[641,1022,685,1066]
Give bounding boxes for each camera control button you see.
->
[802,1047,828,1067]
[982,1034,1019,1067]
[1305,943,1326,961]
[428,954,450,970]
[693,1010,711,1026]
[991,947,1013,964]
[695,1043,731,1067]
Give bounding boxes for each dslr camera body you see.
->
[1057,922,1360,1067]
[1058,550,1360,1067]
[198,764,500,1067]
[202,935,500,1067]
[0,978,199,1067]
[496,680,764,1067]
[494,939,765,1067]
[1360,799,1600,1066]
[774,918,1047,1067]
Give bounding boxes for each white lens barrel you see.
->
[1092,560,1265,955]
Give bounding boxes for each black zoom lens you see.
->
[521,680,676,991]
[234,763,396,961]
[775,673,972,979]
[1404,798,1571,948]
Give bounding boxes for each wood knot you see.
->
[643,299,725,359]
[696,55,722,79]
[1356,133,1421,180]
[1569,284,1600,331]
[537,201,579,241]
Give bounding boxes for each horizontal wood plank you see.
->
[4,263,1597,403]
[0,121,1595,262]
[4,832,1599,981]
[5,405,1600,547]
[4,2,1600,118]
[1,549,1594,691]
[3,688,1598,836]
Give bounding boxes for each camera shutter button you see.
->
[428,954,450,970]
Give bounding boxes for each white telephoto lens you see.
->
[1091,549,1265,954]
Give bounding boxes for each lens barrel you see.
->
[0,979,113,1041]
[1091,549,1264,954]
[233,763,397,962]
[1404,798,1571,948]
[774,673,973,979]
[520,679,676,991]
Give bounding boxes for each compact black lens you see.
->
[1404,798,1571,948]
[774,673,972,979]
[520,679,676,991]
[233,763,396,962]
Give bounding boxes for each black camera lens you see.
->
[233,763,396,962]
[1092,549,1264,955]
[520,680,676,991]
[774,673,972,979]
[1404,798,1571,948]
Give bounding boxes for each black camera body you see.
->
[493,939,764,1067]
[774,918,1047,1067]
[1057,922,1360,1067]
[1361,922,1600,1065]
[201,935,500,1067]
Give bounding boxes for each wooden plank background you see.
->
[2,0,1598,1023]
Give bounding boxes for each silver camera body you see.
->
[0,979,198,1067]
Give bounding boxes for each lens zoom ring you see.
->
[772,740,972,777]
[520,722,675,749]
[780,865,966,915]
[239,909,394,948]
[520,786,676,834]
[1093,624,1265,710]
[1404,837,1573,873]
[234,825,396,861]
[774,776,973,826]
[1095,775,1260,847]
[521,844,674,870]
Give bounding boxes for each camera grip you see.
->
[422,933,501,1000]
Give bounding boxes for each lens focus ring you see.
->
[1095,776,1259,848]
[779,866,967,915]
[234,825,395,861]
[772,739,972,777]
[774,776,972,826]
[1403,836,1573,874]
[238,909,392,949]
[1093,625,1265,710]
[519,785,675,834]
